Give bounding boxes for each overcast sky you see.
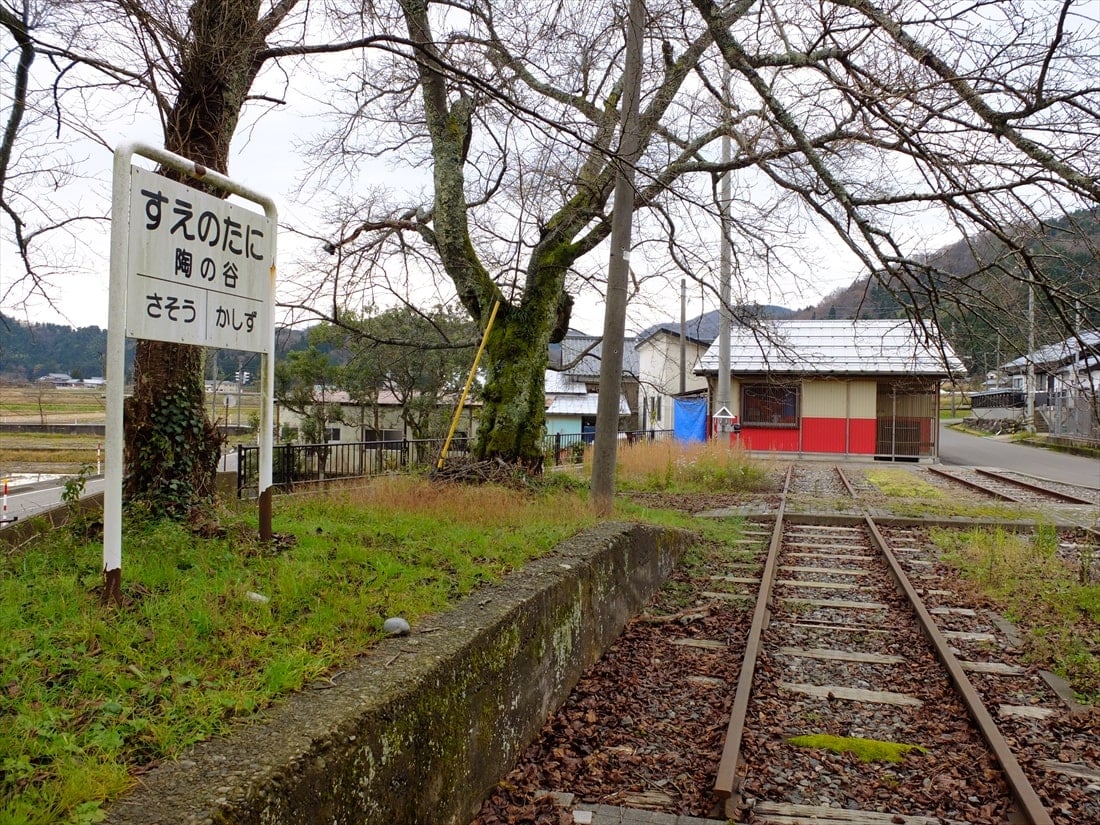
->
[0,21,954,340]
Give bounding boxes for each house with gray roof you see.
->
[545,331,638,444]
[972,330,1100,438]
[694,319,965,459]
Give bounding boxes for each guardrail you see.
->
[237,429,674,498]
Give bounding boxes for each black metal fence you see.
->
[543,429,674,466]
[237,429,674,498]
[237,436,469,498]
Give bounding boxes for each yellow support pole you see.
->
[437,300,501,469]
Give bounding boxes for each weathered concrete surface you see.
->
[104,521,691,825]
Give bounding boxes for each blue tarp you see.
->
[673,397,708,443]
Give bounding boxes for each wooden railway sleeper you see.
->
[717,463,1054,824]
[713,466,791,819]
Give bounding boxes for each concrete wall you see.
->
[103,522,691,825]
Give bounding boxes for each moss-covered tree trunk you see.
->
[476,306,556,468]
[124,342,221,519]
[124,0,274,519]
[402,0,584,469]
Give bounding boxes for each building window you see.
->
[741,383,799,427]
[651,396,662,422]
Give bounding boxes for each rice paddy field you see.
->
[0,385,260,476]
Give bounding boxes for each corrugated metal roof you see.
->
[696,319,965,376]
[544,367,631,415]
[560,332,639,378]
[1001,330,1100,373]
[544,369,581,394]
[546,393,630,416]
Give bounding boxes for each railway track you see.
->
[926,465,1099,508]
[474,463,1098,825]
[715,467,1094,824]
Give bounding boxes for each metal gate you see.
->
[876,380,938,459]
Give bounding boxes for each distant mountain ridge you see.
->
[0,314,310,382]
[790,209,1099,374]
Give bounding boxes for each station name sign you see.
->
[125,166,275,353]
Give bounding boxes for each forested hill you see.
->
[794,209,1100,375]
[0,315,309,382]
[0,316,117,381]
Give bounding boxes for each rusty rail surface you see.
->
[834,464,859,498]
[714,462,1054,824]
[926,465,1023,502]
[713,464,791,815]
[974,468,1096,505]
[864,516,1054,825]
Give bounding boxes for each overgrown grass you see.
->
[865,468,948,500]
[609,438,772,493]
[0,476,597,824]
[932,526,1100,702]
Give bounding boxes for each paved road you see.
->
[939,424,1100,490]
[1,450,238,528]
[1,477,107,527]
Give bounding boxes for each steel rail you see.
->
[864,515,1054,825]
[927,465,1023,502]
[834,465,858,499]
[713,465,791,816]
[974,468,1096,505]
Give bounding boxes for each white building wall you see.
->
[636,332,709,429]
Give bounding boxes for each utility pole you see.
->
[591,0,644,516]
[1026,281,1035,433]
[716,65,732,438]
[679,279,687,395]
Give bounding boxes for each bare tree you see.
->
[7,0,1099,488]
[6,0,400,519]
[689,0,1100,347]
[311,0,1096,469]
[1,0,106,316]
[322,0,724,467]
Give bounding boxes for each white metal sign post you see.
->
[105,142,277,601]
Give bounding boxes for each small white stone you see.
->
[383,617,411,636]
[573,811,593,824]
[245,591,269,604]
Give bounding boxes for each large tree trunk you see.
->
[401,0,580,469]
[123,342,221,518]
[123,0,266,519]
[476,307,554,468]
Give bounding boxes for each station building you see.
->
[695,319,965,460]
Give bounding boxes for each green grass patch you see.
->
[0,476,599,824]
[865,468,947,500]
[932,526,1100,702]
[788,733,927,763]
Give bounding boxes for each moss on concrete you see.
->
[103,522,691,825]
